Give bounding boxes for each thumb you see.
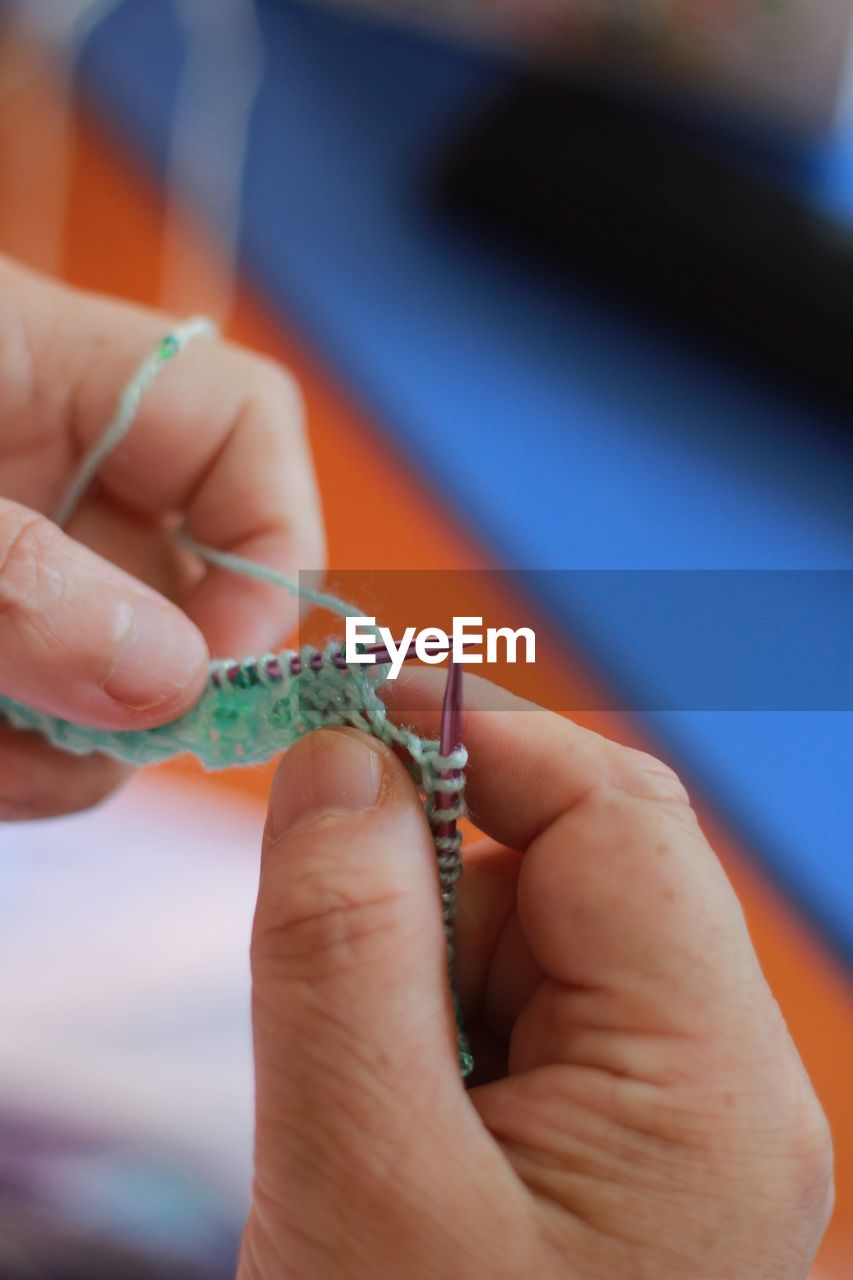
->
[249,727,464,1220]
[0,499,208,728]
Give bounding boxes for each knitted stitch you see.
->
[0,318,473,1076]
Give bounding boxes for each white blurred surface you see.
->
[0,772,264,1203]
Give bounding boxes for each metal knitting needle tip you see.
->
[440,659,463,756]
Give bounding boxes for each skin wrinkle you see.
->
[254,807,425,948]
[253,967,451,1130]
[491,1062,827,1198]
[477,1065,664,1150]
[0,507,47,611]
[256,1056,441,1240]
[252,960,445,1091]
[250,1077,346,1185]
[524,1141,785,1280]
[517,1012,671,1088]
[313,978,451,1101]
[254,892,415,975]
[243,1195,339,1280]
[532,1025,705,1090]
[502,1146,648,1244]
[504,1098,725,1201]
[505,1135,683,1220]
[253,1115,528,1280]
[0,518,87,673]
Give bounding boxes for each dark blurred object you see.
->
[435,78,853,410]
[303,0,853,134]
[0,1115,239,1280]
[0,1203,218,1280]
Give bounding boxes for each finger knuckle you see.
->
[570,779,649,833]
[610,745,692,807]
[249,356,306,431]
[0,507,63,623]
[567,779,703,885]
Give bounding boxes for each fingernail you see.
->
[270,729,383,839]
[104,597,209,711]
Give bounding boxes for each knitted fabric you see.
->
[0,317,473,1076]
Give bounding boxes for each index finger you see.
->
[385,669,761,1037]
[381,667,690,851]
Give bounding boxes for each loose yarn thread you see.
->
[53,317,218,528]
[0,319,472,1076]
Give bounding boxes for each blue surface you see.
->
[79,0,852,963]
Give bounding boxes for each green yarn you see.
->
[178,531,365,623]
[53,316,218,528]
[0,644,445,775]
[1,315,473,1077]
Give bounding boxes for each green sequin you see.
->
[158,334,180,359]
[213,704,240,725]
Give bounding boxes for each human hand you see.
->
[0,256,323,818]
[239,675,833,1280]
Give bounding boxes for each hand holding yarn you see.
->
[0,257,323,818]
[239,673,833,1280]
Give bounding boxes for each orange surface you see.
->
[1,45,850,1276]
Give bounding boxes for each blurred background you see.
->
[0,1,851,1276]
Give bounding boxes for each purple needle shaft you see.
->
[435,660,464,838]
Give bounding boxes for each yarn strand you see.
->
[178,532,362,622]
[54,316,218,528]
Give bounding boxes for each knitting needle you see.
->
[434,658,464,842]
